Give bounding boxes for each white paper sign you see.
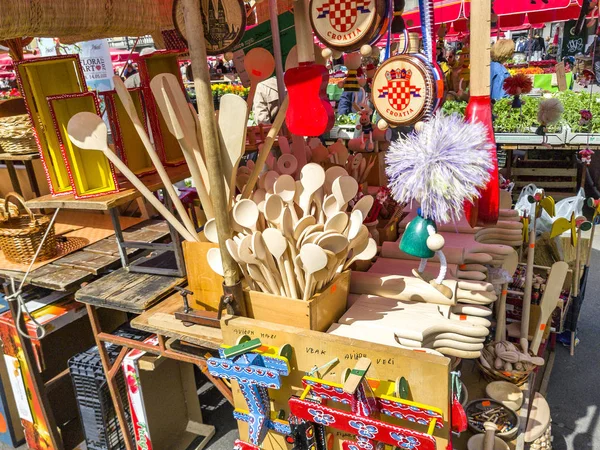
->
[3,355,33,423]
[78,39,114,92]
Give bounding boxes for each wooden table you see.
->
[0,151,42,198]
[75,283,230,450]
[26,164,190,211]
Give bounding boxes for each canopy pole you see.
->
[268,0,286,108]
[182,0,246,316]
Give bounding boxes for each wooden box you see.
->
[47,92,119,199]
[102,88,156,177]
[137,50,186,166]
[243,271,350,331]
[15,55,87,196]
[377,217,400,244]
[123,337,214,450]
[182,241,224,311]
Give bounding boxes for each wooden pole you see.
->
[521,213,536,353]
[268,0,286,108]
[469,0,491,97]
[182,0,246,315]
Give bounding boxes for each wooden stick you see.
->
[183,0,243,294]
[586,221,596,267]
[521,213,536,353]
[242,95,290,198]
[469,0,491,97]
[113,76,199,240]
[573,227,583,298]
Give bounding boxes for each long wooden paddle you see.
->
[67,112,197,242]
[463,0,499,227]
[218,94,249,205]
[150,74,214,219]
[112,75,198,238]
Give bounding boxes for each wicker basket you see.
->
[476,343,535,386]
[0,114,38,154]
[0,193,57,264]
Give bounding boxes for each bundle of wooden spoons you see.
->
[205,163,377,300]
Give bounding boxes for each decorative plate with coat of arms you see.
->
[310,0,387,52]
[173,0,246,56]
[371,54,437,127]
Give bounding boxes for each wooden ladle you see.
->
[67,112,197,242]
[300,243,328,301]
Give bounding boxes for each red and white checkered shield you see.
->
[328,0,359,32]
[386,79,414,111]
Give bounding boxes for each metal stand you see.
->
[109,187,187,277]
[85,303,233,450]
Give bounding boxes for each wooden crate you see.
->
[182,241,223,312]
[511,159,578,200]
[15,55,87,195]
[244,271,350,331]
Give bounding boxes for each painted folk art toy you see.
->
[207,336,293,450]
[288,358,443,450]
[386,113,494,298]
[353,96,375,152]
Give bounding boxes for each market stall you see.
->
[0,0,595,450]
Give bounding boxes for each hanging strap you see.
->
[418,0,435,64]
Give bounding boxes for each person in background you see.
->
[215,59,227,74]
[124,48,154,88]
[180,62,188,80]
[525,36,534,61]
[490,39,513,101]
[531,33,545,61]
[253,76,280,124]
[122,61,137,80]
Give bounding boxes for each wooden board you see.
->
[25,165,190,211]
[221,316,451,449]
[75,268,185,313]
[25,264,94,291]
[50,251,121,275]
[131,292,223,350]
[0,152,40,161]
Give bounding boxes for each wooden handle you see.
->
[242,95,290,198]
[101,148,196,242]
[469,0,491,96]
[113,76,199,240]
[521,219,537,353]
[294,0,315,64]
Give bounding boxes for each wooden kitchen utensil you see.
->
[530,261,569,354]
[300,243,329,300]
[113,75,198,239]
[67,112,197,242]
[150,73,214,219]
[243,48,275,108]
[495,249,518,342]
[218,93,249,205]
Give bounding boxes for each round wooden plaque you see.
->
[173,0,246,56]
[309,0,386,53]
[371,54,436,127]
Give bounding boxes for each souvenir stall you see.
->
[0,0,594,450]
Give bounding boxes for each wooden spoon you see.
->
[325,212,349,234]
[67,112,197,242]
[299,163,326,215]
[238,235,279,294]
[325,166,349,194]
[244,48,275,107]
[112,76,198,239]
[264,194,284,228]
[300,243,328,301]
[263,228,296,298]
[246,263,273,294]
[252,231,286,296]
[323,194,339,219]
[264,170,280,194]
[233,199,260,232]
[203,218,219,244]
[225,239,257,289]
[274,175,300,223]
[332,176,359,211]
[344,238,377,270]
[347,210,364,240]
[352,196,374,220]
[293,215,317,242]
[207,247,224,276]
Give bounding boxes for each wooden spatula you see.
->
[67,112,196,242]
[530,261,569,353]
[112,75,198,239]
[218,94,249,205]
[150,74,214,219]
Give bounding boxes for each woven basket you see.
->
[0,0,162,43]
[476,343,535,386]
[0,114,38,154]
[0,193,57,264]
